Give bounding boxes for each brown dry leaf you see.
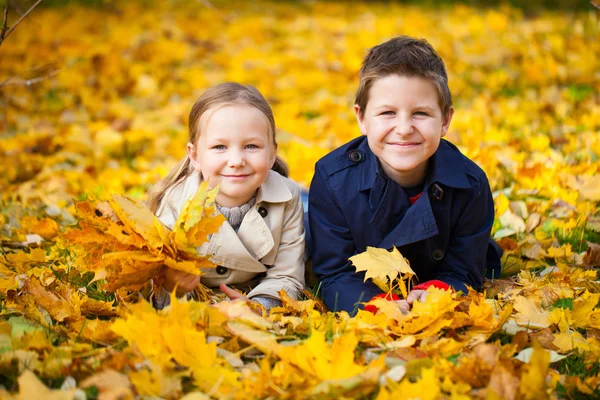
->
[525,213,541,233]
[512,331,529,353]
[568,175,600,201]
[497,237,519,252]
[279,289,315,314]
[473,343,499,366]
[214,301,274,330]
[583,242,600,268]
[587,215,600,232]
[16,370,76,400]
[25,279,77,322]
[224,321,283,356]
[529,328,560,351]
[80,369,135,400]
[487,364,519,400]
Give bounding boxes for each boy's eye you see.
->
[380,111,395,116]
[414,111,430,116]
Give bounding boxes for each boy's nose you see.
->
[394,118,414,135]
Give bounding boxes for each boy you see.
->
[308,36,501,314]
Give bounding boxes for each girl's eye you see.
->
[245,144,260,149]
[212,145,226,150]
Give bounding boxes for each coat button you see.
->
[258,207,268,218]
[432,249,444,261]
[348,150,363,163]
[216,266,228,275]
[430,183,444,201]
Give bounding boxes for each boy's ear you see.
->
[186,142,201,171]
[441,106,455,137]
[354,105,367,135]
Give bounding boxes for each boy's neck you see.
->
[379,159,428,188]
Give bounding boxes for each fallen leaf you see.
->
[16,370,76,400]
[583,242,600,267]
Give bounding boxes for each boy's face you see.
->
[354,74,453,188]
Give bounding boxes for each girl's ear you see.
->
[441,106,454,138]
[354,105,367,135]
[186,142,202,171]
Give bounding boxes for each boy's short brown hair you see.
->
[355,36,452,118]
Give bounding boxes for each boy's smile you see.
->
[355,74,453,187]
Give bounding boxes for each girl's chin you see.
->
[216,191,258,207]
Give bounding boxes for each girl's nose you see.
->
[227,151,246,167]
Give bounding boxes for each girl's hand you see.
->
[220,283,249,301]
[163,268,201,297]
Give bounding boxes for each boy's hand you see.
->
[163,268,200,297]
[220,283,249,301]
[406,289,428,305]
[393,290,428,313]
[393,299,410,313]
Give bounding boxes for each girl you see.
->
[146,83,305,310]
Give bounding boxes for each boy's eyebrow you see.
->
[415,105,437,112]
[373,104,396,110]
[373,104,438,111]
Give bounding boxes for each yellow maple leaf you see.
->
[512,296,551,328]
[383,367,441,400]
[110,194,168,253]
[350,247,415,297]
[280,330,367,381]
[519,344,550,400]
[171,182,225,254]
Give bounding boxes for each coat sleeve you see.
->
[247,184,305,301]
[434,173,494,293]
[309,165,383,314]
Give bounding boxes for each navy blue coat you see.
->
[308,136,500,314]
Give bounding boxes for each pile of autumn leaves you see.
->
[1,177,600,399]
[1,1,600,399]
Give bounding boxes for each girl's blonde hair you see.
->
[147,82,288,214]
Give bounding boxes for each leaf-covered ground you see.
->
[1,1,599,399]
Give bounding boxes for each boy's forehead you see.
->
[366,74,441,106]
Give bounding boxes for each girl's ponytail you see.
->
[271,155,289,178]
[146,157,192,214]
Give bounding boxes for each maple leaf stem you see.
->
[75,318,86,343]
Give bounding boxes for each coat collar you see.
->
[256,170,293,204]
[358,137,472,197]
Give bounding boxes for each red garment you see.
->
[365,280,452,314]
[408,192,422,205]
[413,279,451,291]
[364,292,400,314]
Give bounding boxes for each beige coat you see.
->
[156,170,305,300]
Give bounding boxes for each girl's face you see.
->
[188,104,276,208]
